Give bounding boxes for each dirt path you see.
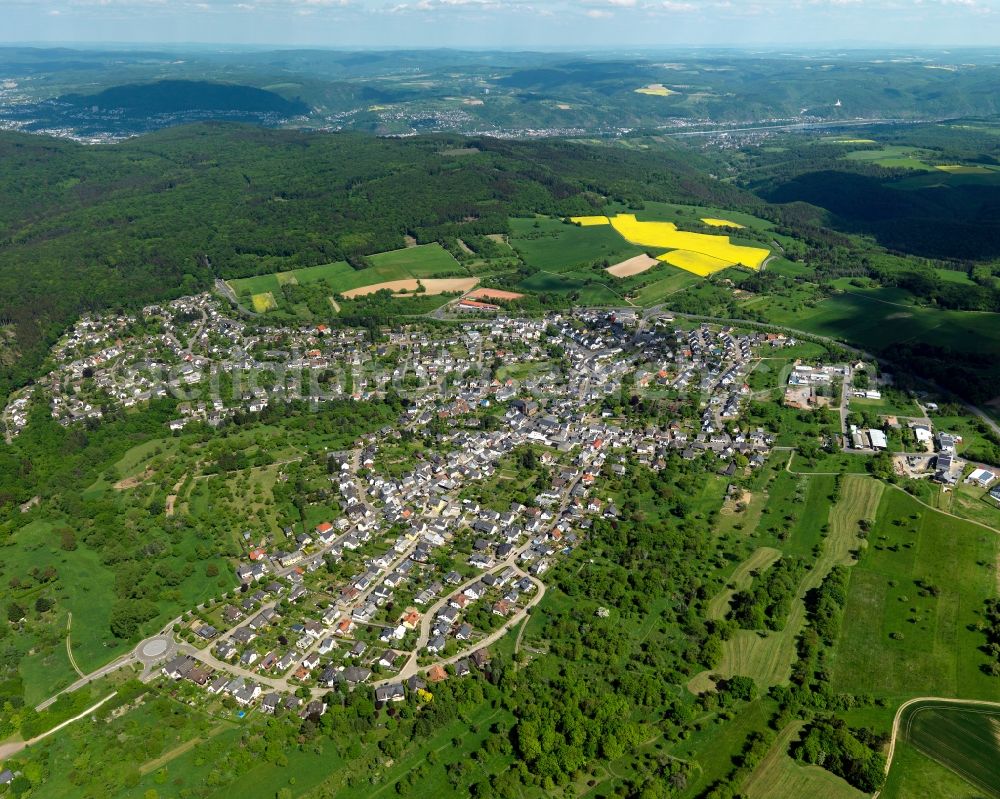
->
[138,721,233,775]
[114,467,155,491]
[165,473,186,517]
[513,616,530,656]
[0,692,118,762]
[876,696,1000,799]
[65,612,85,678]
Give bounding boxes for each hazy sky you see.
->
[3,0,1000,48]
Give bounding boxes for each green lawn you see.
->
[831,487,999,699]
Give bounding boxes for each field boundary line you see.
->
[65,612,85,678]
[876,696,1000,799]
[785,458,1000,537]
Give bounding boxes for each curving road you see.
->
[875,696,1000,799]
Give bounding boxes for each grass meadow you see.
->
[228,244,465,310]
[881,739,990,799]
[741,721,865,799]
[895,701,1000,798]
[747,284,1000,361]
[510,216,646,271]
[830,487,999,700]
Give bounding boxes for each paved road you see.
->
[25,434,591,713]
[376,576,546,689]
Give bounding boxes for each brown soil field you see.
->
[606,254,660,278]
[342,277,479,298]
[465,287,525,301]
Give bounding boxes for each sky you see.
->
[2,0,1000,49]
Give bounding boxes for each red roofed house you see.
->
[427,664,448,683]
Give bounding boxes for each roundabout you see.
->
[141,639,168,659]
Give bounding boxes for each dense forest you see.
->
[61,80,310,117]
[0,125,752,398]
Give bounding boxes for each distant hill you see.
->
[61,80,309,117]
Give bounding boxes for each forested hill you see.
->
[0,125,754,397]
[61,80,309,116]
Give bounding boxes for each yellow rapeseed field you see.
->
[568,216,610,226]
[608,214,769,269]
[701,217,746,229]
[935,164,993,174]
[658,249,733,277]
[251,292,278,313]
[635,84,676,96]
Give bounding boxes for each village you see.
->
[0,292,803,720]
[783,359,999,495]
[8,288,996,723]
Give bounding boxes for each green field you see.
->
[516,268,623,305]
[933,268,976,285]
[631,266,702,305]
[694,474,883,691]
[510,216,645,272]
[896,701,1000,798]
[848,396,923,417]
[228,260,355,297]
[744,284,1000,363]
[742,722,866,799]
[766,258,813,278]
[882,738,988,799]
[367,243,462,277]
[844,145,936,170]
[611,200,776,232]
[228,244,465,309]
[831,487,999,699]
[6,520,125,678]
